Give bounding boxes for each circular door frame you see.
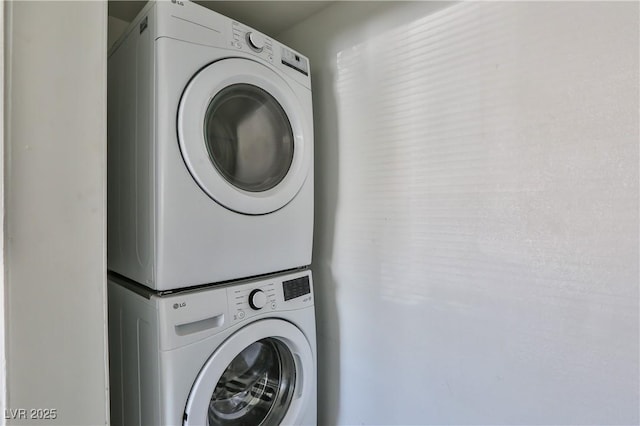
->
[178,58,311,215]
[183,319,314,426]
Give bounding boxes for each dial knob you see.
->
[246,32,265,52]
[248,289,267,310]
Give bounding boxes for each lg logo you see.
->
[173,302,186,309]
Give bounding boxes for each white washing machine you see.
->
[107,0,314,290]
[108,269,317,425]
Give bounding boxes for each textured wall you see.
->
[4,2,109,425]
[279,2,639,424]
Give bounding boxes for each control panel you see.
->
[281,47,309,76]
[227,271,313,324]
[155,270,313,349]
[229,282,278,322]
[283,275,311,301]
[230,21,274,64]
[228,20,308,77]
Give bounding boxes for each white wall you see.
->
[279,2,639,424]
[0,1,5,423]
[4,2,109,425]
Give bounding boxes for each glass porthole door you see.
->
[184,320,314,426]
[208,338,295,425]
[178,58,311,215]
[204,84,294,194]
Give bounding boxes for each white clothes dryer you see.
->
[107,0,314,290]
[108,269,317,425]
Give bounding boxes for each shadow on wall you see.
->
[310,61,341,425]
[295,3,459,422]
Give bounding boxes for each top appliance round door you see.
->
[178,58,311,215]
[183,319,314,426]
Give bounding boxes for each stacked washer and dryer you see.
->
[107,1,316,425]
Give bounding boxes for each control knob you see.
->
[246,32,265,52]
[248,289,267,310]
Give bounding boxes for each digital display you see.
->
[283,276,310,301]
[281,47,309,76]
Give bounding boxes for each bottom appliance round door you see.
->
[184,319,314,426]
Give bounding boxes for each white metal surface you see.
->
[107,269,317,426]
[107,0,314,290]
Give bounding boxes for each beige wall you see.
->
[4,2,108,425]
[280,2,639,424]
